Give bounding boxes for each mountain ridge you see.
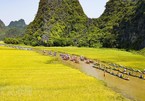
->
[0,19,26,40]
[7,0,145,50]
[0,19,6,34]
[8,19,26,28]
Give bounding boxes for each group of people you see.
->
[111,64,145,79]
[80,56,94,64]
[60,53,79,63]
[60,54,70,60]
[94,62,144,80]
[59,53,95,64]
[1,43,144,80]
[43,50,57,57]
[94,63,129,80]
[43,50,145,80]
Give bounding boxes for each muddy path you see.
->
[60,58,145,101]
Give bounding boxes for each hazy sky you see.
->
[0,0,107,25]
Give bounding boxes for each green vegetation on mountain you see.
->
[5,0,145,50]
[1,19,27,42]
[0,19,6,35]
[116,0,145,49]
[97,0,145,49]
[8,19,26,28]
[23,0,105,47]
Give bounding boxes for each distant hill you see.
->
[8,19,26,28]
[10,0,145,50]
[0,19,27,40]
[0,19,6,34]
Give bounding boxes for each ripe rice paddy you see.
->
[37,47,145,70]
[0,46,129,101]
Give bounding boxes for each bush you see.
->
[4,38,20,44]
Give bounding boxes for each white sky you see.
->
[0,0,108,25]
[79,0,107,18]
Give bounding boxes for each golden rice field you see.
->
[0,46,129,101]
[36,47,145,70]
[0,41,4,44]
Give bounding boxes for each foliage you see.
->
[8,19,26,28]
[16,0,145,50]
[0,19,26,40]
[97,0,145,49]
[0,19,6,40]
[134,48,145,56]
[5,27,25,38]
[4,38,20,44]
[23,0,105,47]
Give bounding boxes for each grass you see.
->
[135,48,145,56]
[0,46,129,101]
[0,41,4,44]
[36,47,145,70]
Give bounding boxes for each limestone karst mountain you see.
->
[0,19,26,40]
[24,0,103,47]
[97,0,145,49]
[19,0,145,49]
[8,19,26,28]
[0,19,6,34]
